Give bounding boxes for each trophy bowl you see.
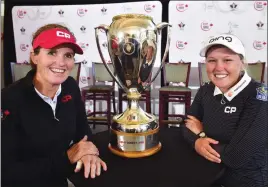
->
[95,14,171,158]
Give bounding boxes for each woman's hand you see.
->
[67,135,99,164]
[75,155,107,179]
[185,115,203,134]
[195,138,221,164]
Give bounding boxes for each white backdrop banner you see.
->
[168,1,267,67]
[12,1,162,88]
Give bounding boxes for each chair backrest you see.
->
[69,62,81,82]
[163,62,191,87]
[11,62,32,82]
[198,62,210,86]
[246,62,265,83]
[92,62,114,84]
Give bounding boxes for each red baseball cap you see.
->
[32,28,83,54]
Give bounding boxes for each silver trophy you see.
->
[95,14,171,158]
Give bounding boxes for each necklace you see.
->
[220,94,226,105]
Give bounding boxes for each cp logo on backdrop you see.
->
[78,42,89,51]
[17,10,27,18]
[20,44,29,51]
[77,8,87,17]
[176,41,188,50]
[80,76,88,84]
[176,3,188,12]
[254,1,267,11]
[253,41,266,50]
[200,22,213,31]
[144,4,155,13]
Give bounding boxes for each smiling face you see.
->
[205,45,244,93]
[31,45,75,87]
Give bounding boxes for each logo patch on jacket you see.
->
[256,86,267,101]
[1,109,10,120]
[62,95,72,103]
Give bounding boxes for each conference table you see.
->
[69,127,224,187]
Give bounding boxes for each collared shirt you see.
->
[213,72,251,101]
[1,69,91,187]
[182,74,267,186]
[34,85,62,117]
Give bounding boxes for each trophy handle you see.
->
[95,25,129,93]
[144,23,172,90]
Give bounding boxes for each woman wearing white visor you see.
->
[182,34,267,187]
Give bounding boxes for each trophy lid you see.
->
[113,14,153,22]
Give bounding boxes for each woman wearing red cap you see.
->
[2,24,107,187]
[182,34,267,187]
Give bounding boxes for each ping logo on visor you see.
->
[209,36,233,44]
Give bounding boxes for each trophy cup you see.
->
[95,14,171,158]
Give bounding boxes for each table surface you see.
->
[69,127,223,187]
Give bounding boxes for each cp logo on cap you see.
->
[56,31,71,39]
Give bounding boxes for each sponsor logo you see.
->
[77,8,87,17]
[122,5,132,12]
[176,41,188,49]
[62,95,72,103]
[230,2,238,11]
[209,36,232,43]
[1,109,10,121]
[224,106,237,113]
[227,22,239,34]
[81,60,87,64]
[176,3,188,12]
[20,44,29,51]
[144,4,155,13]
[101,7,107,14]
[201,22,213,31]
[102,42,108,48]
[178,22,185,30]
[17,10,26,18]
[56,31,70,38]
[80,76,88,84]
[256,21,264,30]
[80,26,86,33]
[79,42,89,50]
[253,41,266,50]
[20,27,26,34]
[256,86,267,101]
[203,2,214,11]
[254,1,267,11]
[58,9,64,17]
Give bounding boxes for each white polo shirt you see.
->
[34,85,62,117]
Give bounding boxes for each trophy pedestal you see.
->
[108,142,161,158]
[108,92,161,158]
